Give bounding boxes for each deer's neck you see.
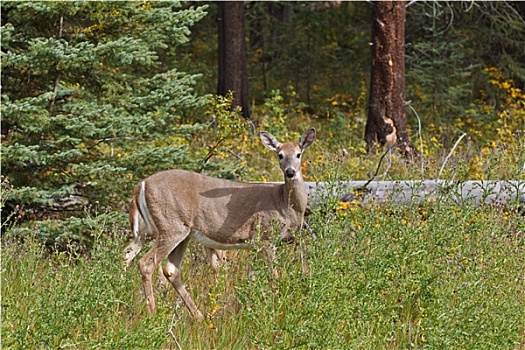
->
[282,174,307,213]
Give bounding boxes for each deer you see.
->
[130,128,316,320]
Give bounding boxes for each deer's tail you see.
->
[129,196,141,241]
[125,181,157,266]
[136,181,157,236]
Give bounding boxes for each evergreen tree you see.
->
[406,2,477,127]
[1,1,208,246]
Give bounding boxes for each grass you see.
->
[2,194,524,349]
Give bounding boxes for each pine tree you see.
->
[1,1,208,246]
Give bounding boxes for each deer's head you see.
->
[260,128,316,181]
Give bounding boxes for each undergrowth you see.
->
[2,191,524,349]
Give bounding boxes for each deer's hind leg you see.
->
[124,240,142,267]
[164,236,204,321]
[207,248,227,277]
[138,234,185,314]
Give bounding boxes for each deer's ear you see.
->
[299,128,316,150]
[260,131,281,152]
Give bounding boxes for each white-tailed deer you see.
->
[131,128,316,320]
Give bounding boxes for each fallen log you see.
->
[305,180,525,206]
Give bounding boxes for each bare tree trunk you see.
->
[218,1,251,119]
[365,0,418,158]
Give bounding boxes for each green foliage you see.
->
[7,209,125,252]
[3,192,523,349]
[194,93,253,179]
[406,2,475,126]
[1,229,170,349]
[405,1,525,149]
[186,2,372,108]
[1,1,210,245]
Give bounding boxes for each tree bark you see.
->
[217,1,251,119]
[365,0,417,158]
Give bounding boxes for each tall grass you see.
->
[2,194,524,349]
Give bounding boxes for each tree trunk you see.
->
[365,0,417,158]
[217,1,251,119]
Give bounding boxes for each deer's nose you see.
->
[285,168,296,178]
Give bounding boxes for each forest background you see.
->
[1,2,525,349]
[2,1,524,244]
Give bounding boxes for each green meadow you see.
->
[3,196,523,349]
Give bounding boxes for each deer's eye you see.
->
[296,153,301,159]
[278,153,284,160]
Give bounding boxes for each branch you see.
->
[504,1,525,26]
[438,132,467,180]
[407,102,425,175]
[199,136,228,170]
[360,142,398,191]
[406,0,418,8]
